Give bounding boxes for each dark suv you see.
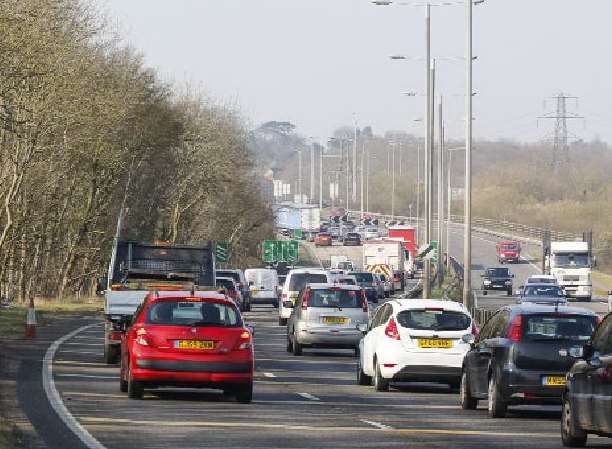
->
[481,267,514,296]
[460,304,598,418]
[561,312,611,447]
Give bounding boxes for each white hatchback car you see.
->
[279,269,332,326]
[357,299,476,391]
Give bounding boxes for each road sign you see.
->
[431,240,438,263]
[262,240,299,263]
[286,240,299,263]
[294,229,303,240]
[263,240,278,263]
[215,241,230,263]
[418,242,436,261]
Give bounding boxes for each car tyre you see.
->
[460,370,478,410]
[373,359,389,392]
[273,300,279,309]
[487,372,507,418]
[127,362,144,400]
[292,333,302,356]
[356,355,372,386]
[507,288,512,296]
[278,317,287,326]
[286,333,293,353]
[561,396,587,447]
[235,383,253,404]
[104,343,119,365]
[119,363,128,393]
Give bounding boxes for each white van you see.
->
[279,268,332,326]
[245,268,279,307]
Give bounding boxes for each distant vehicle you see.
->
[287,283,368,356]
[387,225,417,258]
[526,274,558,285]
[344,232,362,246]
[216,277,244,310]
[363,240,406,291]
[358,299,476,391]
[496,241,521,264]
[278,269,332,326]
[365,264,396,294]
[481,267,514,295]
[372,273,386,299]
[517,283,568,305]
[377,273,392,298]
[335,275,357,286]
[561,312,612,446]
[216,269,251,312]
[350,271,379,302]
[120,291,253,402]
[460,304,598,418]
[330,255,354,271]
[546,240,592,302]
[314,233,332,247]
[244,268,279,307]
[364,227,380,240]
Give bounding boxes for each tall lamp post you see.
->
[446,147,465,268]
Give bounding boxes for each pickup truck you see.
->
[480,267,514,296]
[496,241,521,264]
[102,240,215,364]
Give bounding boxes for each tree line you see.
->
[0,0,273,301]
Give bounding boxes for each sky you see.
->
[101,0,612,145]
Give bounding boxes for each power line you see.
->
[538,92,583,168]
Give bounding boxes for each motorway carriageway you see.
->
[41,304,612,449]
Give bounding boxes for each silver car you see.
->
[286,283,369,356]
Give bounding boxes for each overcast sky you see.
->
[102,0,612,144]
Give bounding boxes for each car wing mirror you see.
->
[357,323,368,334]
[515,289,522,296]
[462,333,476,345]
[246,324,255,336]
[282,300,294,309]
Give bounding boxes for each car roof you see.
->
[391,298,469,313]
[503,303,596,315]
[307,283,361,290]
[288,268,328,275]
[216,276,237,284]
[524,282,560,288]
[145,291,231,305]
[528,274,556,279]
[216,269,242,273]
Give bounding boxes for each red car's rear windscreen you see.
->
[145,301,241,327]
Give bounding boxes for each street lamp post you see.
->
[463,0,474,309]
[446,147,465,269]
[437,96,444,288]
[423,3,432,299]
[310,143,315,204]
[297,148,303,203]
[360,141,366,220]
[391,144,396,219]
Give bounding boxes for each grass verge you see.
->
[0,416,25,449]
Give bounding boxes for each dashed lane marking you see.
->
[297,392,320,401]
[360,419,393,430]
[262,372,276,378]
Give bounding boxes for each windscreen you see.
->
[245,270,277,287]
[216,271,240,284]
[523,314,597,341]
[501,244,518,251]
[289,273,328,291]
[146,301,241,327]
[397,309,471,331]
[524,285,563,297]
[310,289,361,308]
[216,278,236,290]
[553,253,590,268]
[486,268,509,277]
[338,278,356,285]
[337,262,353,270]
[352,273,374,283]
[529,277,556,284]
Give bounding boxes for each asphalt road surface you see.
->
[42,304,612,449]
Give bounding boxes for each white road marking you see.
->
[297,392,320,401]
[58,350,103,355]
[360,419,393,430]
[64,342,103,347]
[43,323,109,449]
[262,372,276,378]
[56,374,117,380]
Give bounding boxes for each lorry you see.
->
[103,240,216,363]
[386,226,416,279]
[363,240,405,291]
[330,255,354,272]
[546,240,592,302]
[274,203,321,239]
[496,240,521,264]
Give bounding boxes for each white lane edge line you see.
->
[43,323,108,449]
[56,374,117,380]
[360,419,393,430]
[297,392,320,401]
[263,372,276,378]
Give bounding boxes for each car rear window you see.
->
[289,273,328,291]
[524,285,563,297]
[309,289,362,308]
[338,278,356,285]
[216,278,236,290]
[397,309,471,331]
[486,268,509,277]
[217,271,240,283]
[352,273,374,283]
[146,301,241,327]
[522,314,596,341]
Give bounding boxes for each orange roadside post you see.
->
[25,297,36,338]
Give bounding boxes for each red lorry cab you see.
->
[387,226,416,258]
[496,241,521,264]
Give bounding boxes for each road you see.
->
[43,304,607,449]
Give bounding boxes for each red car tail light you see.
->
[471,322,479,336]
[135,328,152,347]
[235,330,252,350]
[302,288,311,310]
[508,315,523,342]
[384,318,400,340]
[361,290,368,312]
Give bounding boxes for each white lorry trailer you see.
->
[363,240,405,291]
[547,241,592,302]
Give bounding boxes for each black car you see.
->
[344,232,362,246]
[460,304,598,418]
[349,271,378,302]
[481,267,514,295]
[561,312,611,447]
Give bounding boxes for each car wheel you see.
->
[278,317,287,326]
[487,372,507,418]
[373,359,389,392]
[507,288,512,296]
[127,362,144,400]
[286,333,293,353]
[292,333,302,356]
[561,396,587,447]
[119,359,128,393]
[104,344,119,365]
[356,355,372,386]
[460,370,478,410]
[235,382,253,404]
[354,346,360,357]
[273,300,279,309]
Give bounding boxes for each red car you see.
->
[314,233,332,247]
[120,291,254,403]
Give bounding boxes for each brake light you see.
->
[282,293,287,299]
[361,290,368,312]
[302,288,311,310]
[135,328,151,346]
[596,315,603,325]
[508,315,523,342]
[471,322,479,336]
[235,330,252,350]
[385,318,400,340]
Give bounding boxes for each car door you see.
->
[372,304,394,361]
[363,305,390,375]
[466,312,495,396]
[471,310,509,396]
[589,314,612,433]
[288,288,304,336]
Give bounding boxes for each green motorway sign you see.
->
[262,240,299,263]
[431,240,438,263]
[215,241,230,263]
